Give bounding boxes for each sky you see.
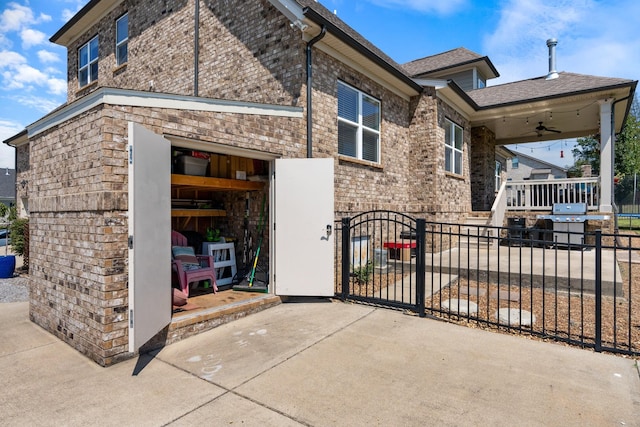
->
[1,0,639,169]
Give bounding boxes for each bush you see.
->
[10,218,28,257]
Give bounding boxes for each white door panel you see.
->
[128,123,171,353]
[275,158,334,296]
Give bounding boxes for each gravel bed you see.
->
[0,275,29,303]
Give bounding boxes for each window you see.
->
[337,81,380,163]
[511,157,519,169]
[495,161,502,191]
[78,36,99,87]
[444,119,463,175]
[116,13,128,66]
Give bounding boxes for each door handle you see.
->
[326,224,332,236]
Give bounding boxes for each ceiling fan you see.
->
[534,121,561,136]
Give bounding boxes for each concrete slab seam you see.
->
[156,306,379,425]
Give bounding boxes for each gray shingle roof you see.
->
[0,169,15,200]
[468,72,635,108]
[402,47,486,76]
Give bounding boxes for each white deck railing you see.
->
[504,177,600,211]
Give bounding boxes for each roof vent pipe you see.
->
[546,38,559,80]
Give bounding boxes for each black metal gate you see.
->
[335,211,640,357]
[336,211,425,316]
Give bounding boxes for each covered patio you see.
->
[459,40,636,223]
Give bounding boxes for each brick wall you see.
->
[26,101,305,365]
[66,0,303,107]
[470,126,496,211]
[32,0,475,365]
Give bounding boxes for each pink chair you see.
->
[171,231,218,297]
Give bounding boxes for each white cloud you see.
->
[0,119,24,168]
[61,1,86,23]
[46,77,66,95]
[484,0,640,84]
[0,50,26,68]
[13,94,62,113]
[368,0,468,15]
[0,48,66,95]
[37,49,60,63]
[20,28,46,49]
[0,2,35,33]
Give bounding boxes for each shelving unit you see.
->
[171,174,265,228]
[171,174,264,192]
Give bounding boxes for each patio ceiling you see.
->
[466,73,637,146]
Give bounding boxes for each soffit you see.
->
[469,77,636,146]
[50,0,122,46]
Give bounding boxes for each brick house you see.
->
[3,0,636,365]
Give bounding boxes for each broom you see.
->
[233,194,268,293]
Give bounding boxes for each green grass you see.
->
[617,217,640,231]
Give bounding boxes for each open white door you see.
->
[275,158,334,296]
[128,123,171,353]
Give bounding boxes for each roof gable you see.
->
[402,47,499,80]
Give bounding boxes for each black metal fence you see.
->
[335,210,640,356]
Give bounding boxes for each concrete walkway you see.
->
[1,299,639,426]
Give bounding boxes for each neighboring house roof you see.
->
[0,169,16,201]
[467,72,634,109]
[512,151,568,173]
[402,47,499,80]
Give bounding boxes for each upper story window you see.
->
[512,157,519,169]
[78,36,99,87]
[337,81,381,163]
[477,76,486,89]
[116,13,128,66]
[444,118,463,175]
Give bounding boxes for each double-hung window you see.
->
[337,81,381,163]
[444,118,463,175]
[116,13,128,66]
[78,36,99,87]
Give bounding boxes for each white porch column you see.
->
[599,99,614,212]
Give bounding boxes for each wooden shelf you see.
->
[171,209,226,217]
[171,174,264,191]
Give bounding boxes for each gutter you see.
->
[301,7,422,94]
[306,26,326,158]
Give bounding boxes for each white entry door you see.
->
[274,158,334,296]
[128,123,172,353]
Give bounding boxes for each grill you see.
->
[537,203,610,246]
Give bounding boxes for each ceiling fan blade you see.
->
[546,128,562,133]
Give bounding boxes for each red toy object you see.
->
[383,241,416,261]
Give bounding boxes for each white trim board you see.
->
[27,87,304,138]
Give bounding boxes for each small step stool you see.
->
[202,242,237,286]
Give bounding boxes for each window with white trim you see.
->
[337,81,380,163]
[116,13,128,66]
[495,161,502,191]
[78,36,99,87]
[444,118,463,175]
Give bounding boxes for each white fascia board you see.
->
[27,88,303,138]
[268,0,308,30]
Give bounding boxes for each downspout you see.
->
[194,0,199,96]
[306,26,326,158]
